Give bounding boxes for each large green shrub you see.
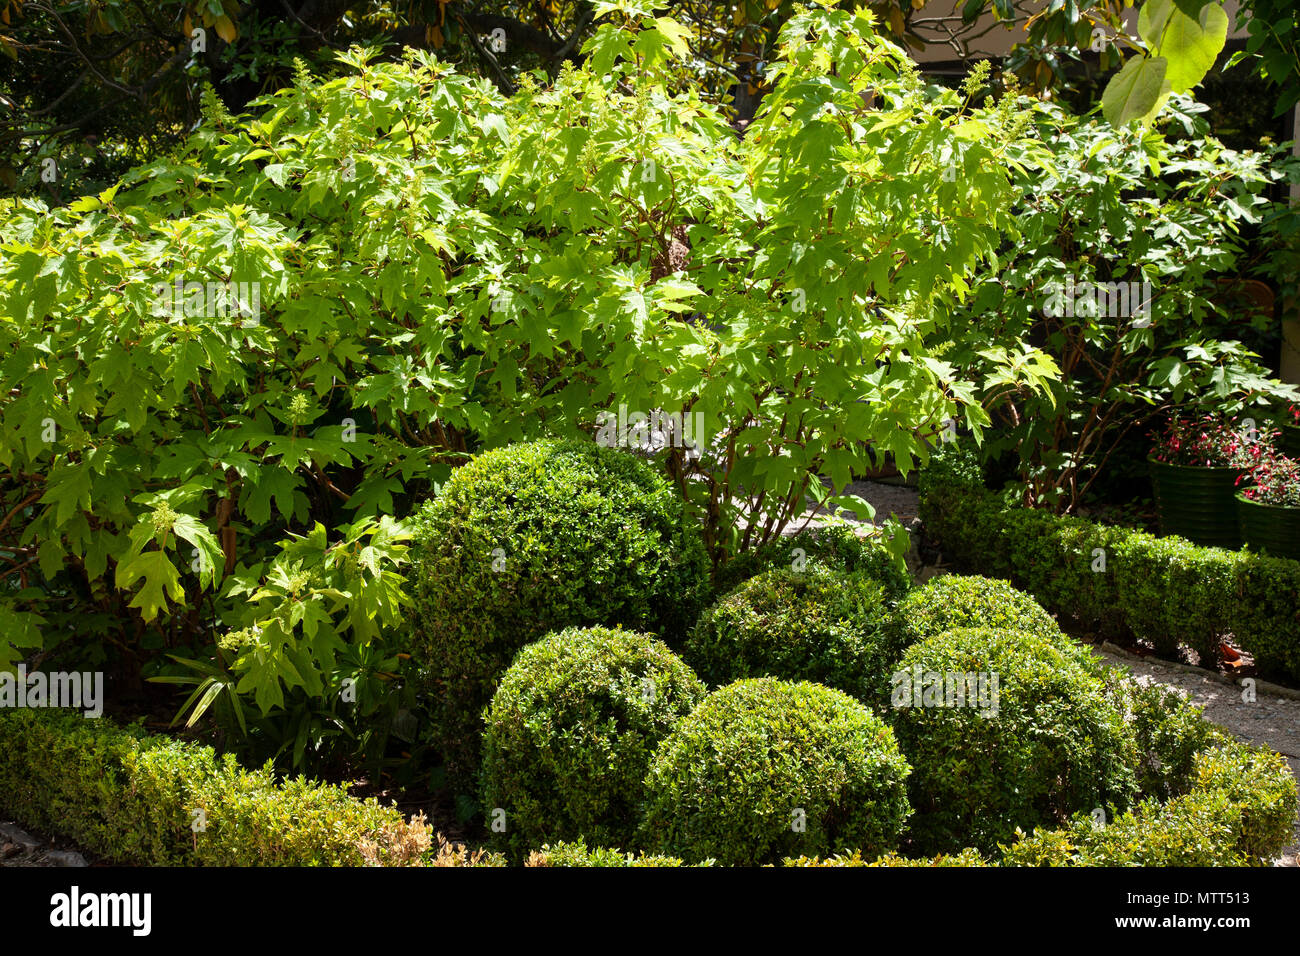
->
[891,626,1138,854]
[640,678,911,866]
[936,90,1298,511]
[409,439,709,788]
[685,565,901,706]
[0,709,409,865]
[0,7,1056,712]
[480,626,706,859]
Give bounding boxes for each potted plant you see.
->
[1148,414,1266,549]
[1235,449,1300,561]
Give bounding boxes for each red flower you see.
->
[1151,413,1278,469]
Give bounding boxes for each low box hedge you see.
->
[919,463,1300,682]
[783,739,1295,867]
[1000,741,1297,866]
[0,709,411,866]
[524,840,702,867]
[511,728,1294,867]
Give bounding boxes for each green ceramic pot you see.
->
[1148,456,1242,549]
[1235,492,1300,561]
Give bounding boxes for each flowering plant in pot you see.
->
[1148,414,1275,549]
[1236,449,1300,561]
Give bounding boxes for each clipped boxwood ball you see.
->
[894,574,1094,666]
[890,626,1137,854]
[640,678,912,866]
[409,439,710,788]
[481,626,706,860]
[685,565,903,706]
[712,519,911,602]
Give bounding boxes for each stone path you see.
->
[775,477,922,533]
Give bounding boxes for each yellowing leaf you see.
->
[214,14,237,43]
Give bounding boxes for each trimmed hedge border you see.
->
[919,469,1300,683]
[525,841,700,867]
[0,709,411,866]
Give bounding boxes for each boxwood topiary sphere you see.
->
[481,626,707,860]
[894,574,1062,645]
[893,574,1096,669]
[890,626,1138,855]
[684,565,903,706]
[640,678,912,866]
[1102,671,1217,802]
[408,439,710,789]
